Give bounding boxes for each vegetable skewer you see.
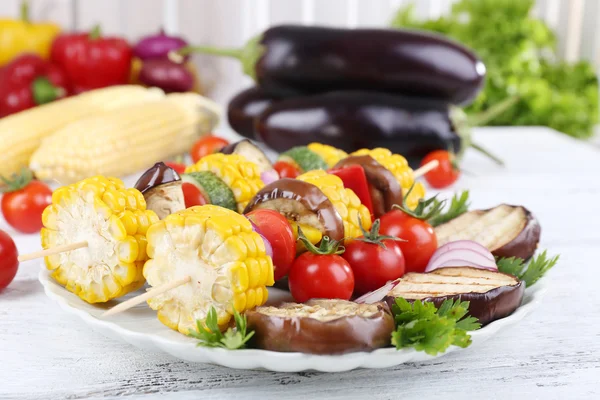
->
[17,241,88,262]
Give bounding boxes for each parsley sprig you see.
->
[496,250,559,287]
[427,190,470,227]
[188,306,254,350]
[391,298,480,355]
[393,188,470,227]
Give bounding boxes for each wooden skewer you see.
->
[413,159,439,179]
[102,276,192,317]
[18,241,88,262]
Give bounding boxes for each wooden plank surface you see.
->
[2,127,599,399]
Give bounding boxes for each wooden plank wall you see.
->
[1,0,598,104]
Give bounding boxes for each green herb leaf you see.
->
[188,306,254,350]
[428,190,470,227]
[391,298,480,355]
[497,250,559,287]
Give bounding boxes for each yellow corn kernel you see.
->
[117,236,139,263]
[102,189,127,214]
[289,221,323,245]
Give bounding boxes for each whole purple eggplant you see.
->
[139,59,194,93]
[180,25,486,106]
[255,91,462,167]
[227,87,281,139]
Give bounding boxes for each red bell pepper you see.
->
[50,25,132,93]
[0,53,69,117]
[328,165,374,217]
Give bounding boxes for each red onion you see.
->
[259,233,273,259]
[355,280,399,304]
[133,30,189,61]
[425,240,497,273]
[139,59,194,93]
[260,170,279,185]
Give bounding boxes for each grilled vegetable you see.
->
[306,143,348,168]
[385,266,524,325]
[30,93,220,184]
[246,299,395,354]
[220,139,274,174]
[181,171,237,212]
[185,153,264,213]
[42,176,158,303]
[227,86,280,139]
[134,162,185,220]
[180,25,485,105]
[0,85,165,182]
[256,91,462,168]
[279,146,328,173]
[245,178,345,243]
[144,205,274,334]
[296,170,372,242]
[349,148,425,210]
[434,204,541,260]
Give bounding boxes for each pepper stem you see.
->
[32,77,65,105]
[21,1,29,23]
[89,24,102,40]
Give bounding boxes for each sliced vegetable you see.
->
[1,169,52,234]
[279,146,328,173]
[354,280,400,304]
[164,161,187,174]
[246,299,395,354]
[220,139,275,174]
[181,171,237,211]
[425,240,497,272]
[0,229,19,290]
[182,182,208,208]
[328,164,374,217]
[134,162,185,219]
[260,170,279,185]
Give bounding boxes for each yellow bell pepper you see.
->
[0,2,61,66]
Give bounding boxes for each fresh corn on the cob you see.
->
[41,176,159,303]
[296,170,372,241]
[306,143,348,168]
[30,93,220,184]
[185,153,264,213]
[144,205,274,334]
[350,148,425,209]
[0,85,165,180]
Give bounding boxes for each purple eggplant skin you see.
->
[133,30,189,62]
[256,25,486,106]
[139,59,194,93]
[227,87,280,139]
[256,91,462,167]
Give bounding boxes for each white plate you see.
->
[39,268,547,372]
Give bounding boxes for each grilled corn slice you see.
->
[144,205,274,334]
[41,176,159,303]
[185,153,264,213]
[30,93,220,184]
[297,170,371,241]
[306,143,348,168]
[0,85,165,180]
[350,148,425,209]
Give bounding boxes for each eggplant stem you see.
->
[468,96,520,127]
[471,142,505,166]
[176,45,243,60]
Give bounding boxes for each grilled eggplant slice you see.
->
[333,155,403,218]
[134,162,185,219]
[434,204,541,260]
[220,139,274,173]
[244,178,344,242]
[246,299,394,354]
[385,267,524,325]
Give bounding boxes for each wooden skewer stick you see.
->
[18,241,88,262]
[413,159,439,179]
[102,276,192,317]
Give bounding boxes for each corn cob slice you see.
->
[29,93,220,184]
[185,153,264,213]
[306,143,348,168]
[0,85,165,180]
[296,170,372,242]
[350,148,425,209]
[41,176,159,303]
[144,205,274,334]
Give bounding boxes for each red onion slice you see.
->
[259,233,273,259]
[426,240,497,273]
[261,170,279,185]
[355,280,400,304]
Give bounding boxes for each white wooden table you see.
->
[2,127,599,400]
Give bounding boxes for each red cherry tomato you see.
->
[288,253,354,302]
[0,229,19,290]
[421,150,460,189]
[164,161,186,174]
[181,182,208,208]
[2,179,52,234]
[190,136,229,163]
[378,210,437,273]
[245,209,296,281]
[273,161,300,179]
[343,238,405,296]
